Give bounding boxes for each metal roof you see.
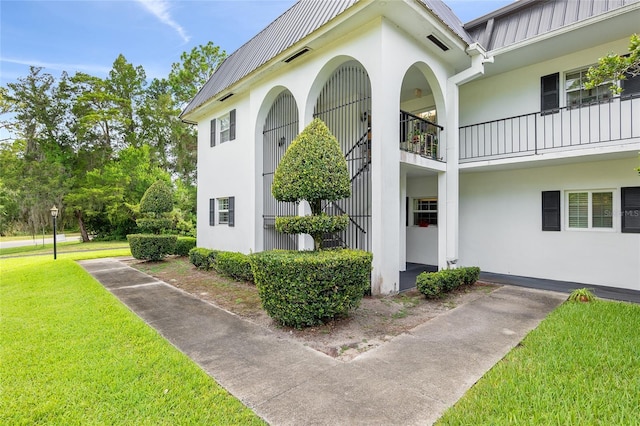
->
[182,0,639,117]
[422,0,473,44]
[182,0,357,117]
[465,0,640,52]
[181,0,474,117]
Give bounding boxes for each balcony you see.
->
[459,93,640,163]
[400,110,443,161]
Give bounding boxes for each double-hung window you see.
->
[565,67,613,107]
[412,198,437,227]
[566,190,613,230]
[210,109,236,146]
[209,197,236,226]
[210,197,235,227]
[218,198,230,224]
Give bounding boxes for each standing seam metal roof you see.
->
[181,0,473,117]
[465,0,640,52]
[182,0,638,118]
[182,0,357,117]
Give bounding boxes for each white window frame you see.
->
[219,112,231,143]
[412,197,437,227]
[217,197,229,225]
[564,65,615,108]
[565,189,616,232]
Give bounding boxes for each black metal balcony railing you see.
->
[400,110,443,161]
[459,93,640,162]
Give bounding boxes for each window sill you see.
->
[564,227,616,233]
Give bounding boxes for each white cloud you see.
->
[0,57,111,75]
[135,0,190,43]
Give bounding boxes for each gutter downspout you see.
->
[439,43,493,269]
[450,43,493,85]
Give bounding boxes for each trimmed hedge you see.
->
[127,234,177,261]
[250,249,372,328]
[416,266,481,299]
[215,252,253,282]
[188,247,217,270]
[174,237,197,256]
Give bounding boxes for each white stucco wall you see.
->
[196,93,257,253]
[406,175,439,265]
[459,157,640,290]
[459,37,631,126]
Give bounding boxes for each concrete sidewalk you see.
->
[79,258,566,426]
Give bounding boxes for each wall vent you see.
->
[218,93,234,102]
[284,47,310,63]
[427,34,449,51]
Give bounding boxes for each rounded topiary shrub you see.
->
[140,180,173,215]
[250,249,372,328]
[127,234,177,261]
[174,237,197,257]
[271,118,351,250]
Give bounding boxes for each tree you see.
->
[65,145,170,240]
[168,41,226,105]
[586,34,640,174]
[1,41,225,237]
[1,67,73,236]
[272,118,350,250]
[586,33,640,94]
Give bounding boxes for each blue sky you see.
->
[1,0,513,87]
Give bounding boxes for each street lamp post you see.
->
[50,205,58,260]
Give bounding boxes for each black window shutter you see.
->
[229,109,236,141]
[209,198,215,226]
[542,191,561,231]
[621,72,640,97]
[228,196,235,227]
[541,73,559,113]
[621,187,640,233]
[406,197,409,227]
[210,119,216,147]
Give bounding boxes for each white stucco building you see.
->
[182,0,640,295]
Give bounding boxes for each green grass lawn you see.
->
[0,252,264,424]
[0,240,130,257]
[437,299,640,425]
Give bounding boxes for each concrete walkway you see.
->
[80,258,566,426]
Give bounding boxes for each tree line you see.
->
[0,42,225,240]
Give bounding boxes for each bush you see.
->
[460,267,481,286]
[188,247,217,270]
[127,234,177,261]
[174,237,197,256]
[275,214,348,235]
[135,218,173,234]
[250,249,372,328]
[140,180,173,214]
[416,273,444,299]
[416,266,481,299]
[215,252,254,282]
[271,118,351,250]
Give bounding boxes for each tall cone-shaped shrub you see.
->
[272,118,350,250]
[128,180,176,260]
